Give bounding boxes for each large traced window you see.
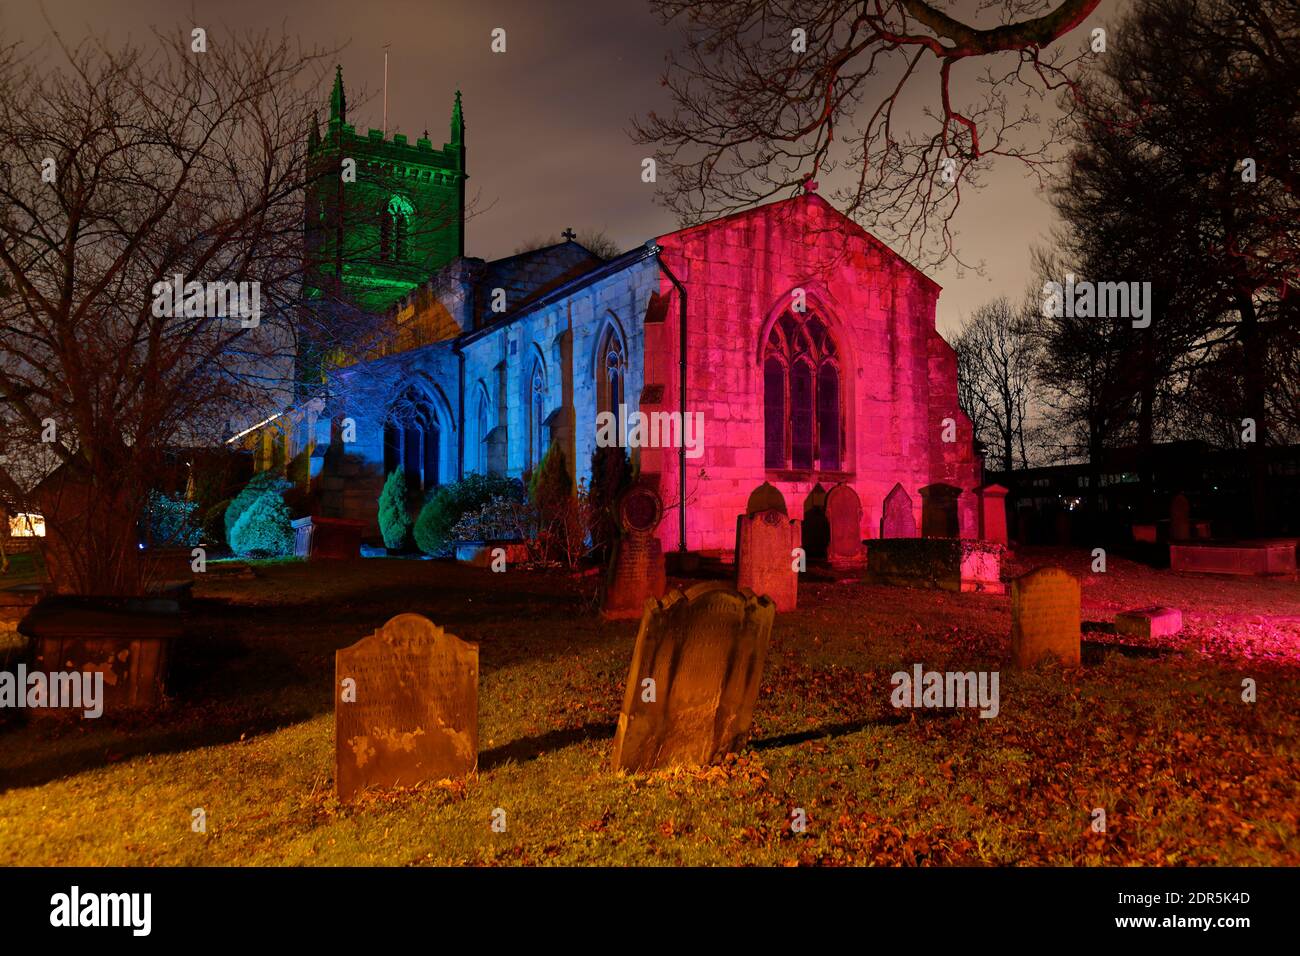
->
[763,310,842,472]
[383,388,441,492]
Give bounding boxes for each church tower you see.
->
[303,67,466,316]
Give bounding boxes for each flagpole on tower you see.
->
[382,43,391,136]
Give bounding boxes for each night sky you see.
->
[5,0,1120,335]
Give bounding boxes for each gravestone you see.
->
[600,481,668,619]
[1170,494,1191,541]
[801,484,830,561]
[880,483,916,538]
[824,483,863,562]
[977,484,1009,545]
[1115,606,1183,639]
[746,481,787,516]
[1010,567,1081,668]
[611,583,776,772]
[335,613,478,802]
[735,509,800,611]
[919,483,961,538]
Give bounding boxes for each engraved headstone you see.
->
[977,484,1009,545]
[611,583,776,772]
[1010,567,1081,668]
[801,484,829,560]
[824,482,863,562]
[880,483,916,538]
[735,508,800,611]
[1170,493,1191,541]
[920,482,961,538]
[746,481,787,516]
[601,480,668,619]
[335,614,479,802]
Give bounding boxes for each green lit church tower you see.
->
[304,66,466,315]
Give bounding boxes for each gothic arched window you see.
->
[386,388,441,492]
[529,360,546,468]
[763,310,842,472]
[476,391,490,475]
[597,325,625,416]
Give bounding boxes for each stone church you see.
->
[259,71,982,555]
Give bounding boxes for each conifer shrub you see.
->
[224,470,292,546]
[378,470,413,550]
[229,491,294,557]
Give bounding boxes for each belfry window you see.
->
[762,310,842,472]
[380,194,414,261]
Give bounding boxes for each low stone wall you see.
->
[1170,539,1298,577]
[864,538,1005,594]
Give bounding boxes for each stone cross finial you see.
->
[561,227,577,241]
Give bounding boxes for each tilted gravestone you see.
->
[735,508,800,611]
[335,613,478,802]
[611,583,776,772]
[824,482,863,562]
[880,483,916,538]
[746,481,788,516]
[920,482,961,538]
[600,481,668,620]
[1010,567,1081,668]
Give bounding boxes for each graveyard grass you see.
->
[1,550,1297,866]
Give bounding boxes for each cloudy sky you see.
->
[6,0,1121,336]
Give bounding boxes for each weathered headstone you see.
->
[600,481,668,619]
[1170,494,1191,541]
[801,484,830,560]
[1010,567,1081,668]
[746,481,787,516]
[977,484,1009,545]
[735,509,800,611]
[335,613,478,802]
[611,583,776,772]
[824,483,863,562]
[919,483,961,538]
[880,483,916,538]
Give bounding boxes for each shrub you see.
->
[588,446,631,564]
[225,470,292,546]
[378,470,413,550]
[447,495,535,543]
[142,490,201,547]
[415,473,526,555]
[229,492,294,557]
[529,444,573,522]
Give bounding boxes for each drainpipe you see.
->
[647,241,688,553]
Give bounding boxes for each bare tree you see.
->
[634,0,1100,268]
[955,295,1036,471]
[0,27,365,594]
